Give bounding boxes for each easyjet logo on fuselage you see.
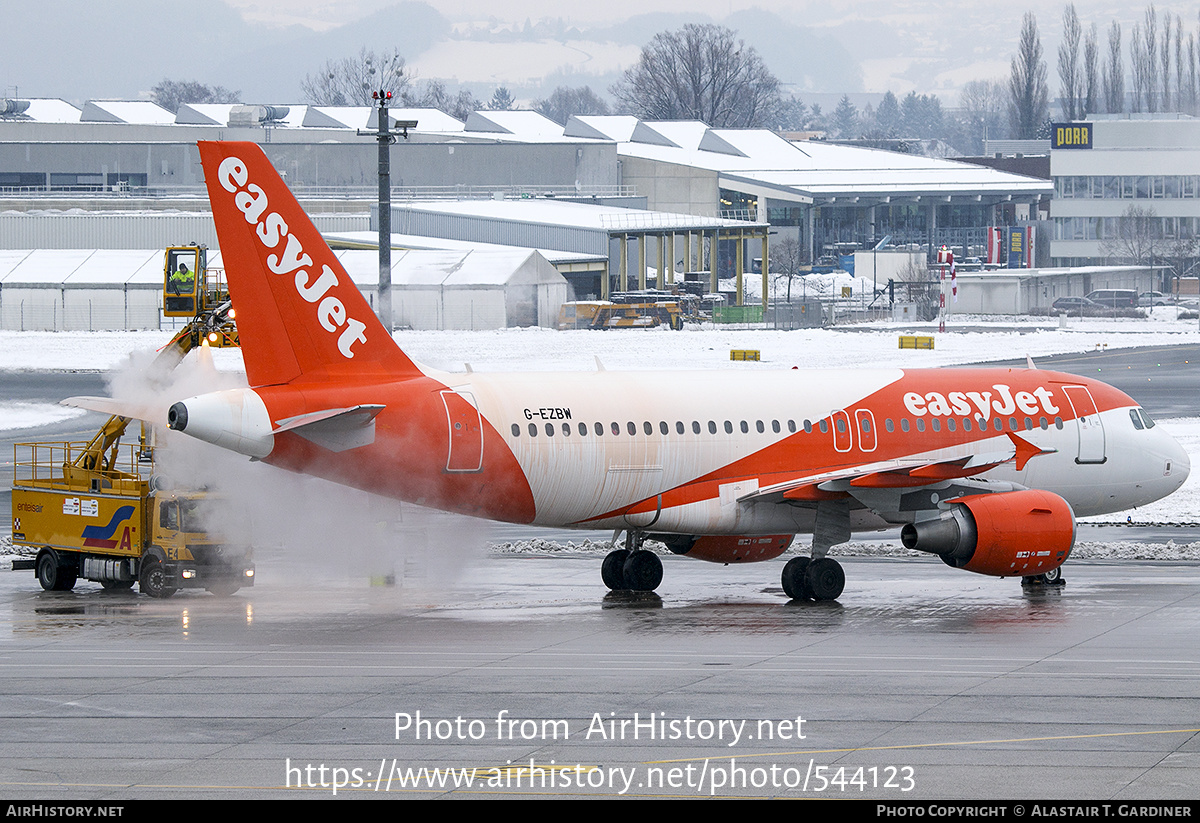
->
[903,384,1061,420]
[216,155,368,359]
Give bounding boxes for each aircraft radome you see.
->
[69,141,1191,601]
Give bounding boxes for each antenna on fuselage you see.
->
[1026,354,1037,370]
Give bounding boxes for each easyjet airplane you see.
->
[76,142,1192,601]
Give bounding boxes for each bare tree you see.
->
[771,236,807,302]
[1057,3,1082,120]
[610,24,783,128]
[1143,6,1159,112]
[1103,21,1125,113]
[1160,11,1172,111]
[1175,16,1185,113]
[403,80,482,120]
[533,86,610,124]
[959,79,1006,151]
[1101,204,1162,265]
[301,48,409,106]
[1008,12,1049,138]
[1083,23,1099,115]
[1130,23,1148,112]
[151,79,239,112]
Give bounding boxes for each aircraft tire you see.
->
[806,558,845,601]
[139,558,177,599]
[1041,566,1064,585]
[602,549,630,590]
[622,551,663,592]
[781,556,812,600]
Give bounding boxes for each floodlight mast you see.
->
[357,90,416,332]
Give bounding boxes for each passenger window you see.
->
[511,423,520,437]
[611,422,620,435]
[900,418,910,432]
[676,421,685,434]
[885,418,894,432]
[1024,417,1033,430]
[740,421,749,434]
[803,420,812,433]
[916,419,925,432]
[628,422,637,435]
[962,418,971,432]
[756,420,765,433]
[1039,417,1048,430]
[643,421,652,435]
[529,423,538,437]
[692,421,701,434]
[579,422,588,435]
[724,421,733,434]
[788,420,796,433]
[819,420,829,433]
[563,423,571,436]
[1054,417,1063,429]
[946,418,956,432]
[708,421,717,434]
[546,423,554,436]
[595,422,604,436]
[931,418,940,432]
[772,420,780,433]
[993,418,1002,432]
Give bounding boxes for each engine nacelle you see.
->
[900,489,1075,577]
[653,534,794,564]
[167,388,275,459]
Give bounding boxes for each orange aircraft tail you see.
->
[198,141,420,387]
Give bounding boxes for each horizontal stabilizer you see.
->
[61,395,163,425]
[273,405,385,453]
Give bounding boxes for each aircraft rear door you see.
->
[441,390,484,472]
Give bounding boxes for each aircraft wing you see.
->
[739,432,1054,507]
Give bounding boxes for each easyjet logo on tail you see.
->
[216,155,369,359]
[903,384,1061,420]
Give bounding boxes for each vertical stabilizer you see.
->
[198,141,420,387]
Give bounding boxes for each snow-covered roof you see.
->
[463,111,567,141]
[80,101,175,125]
[3,99,82,123]
[324,231,608,266]
[396,198,762,231]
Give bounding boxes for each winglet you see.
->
[198,141,421,387]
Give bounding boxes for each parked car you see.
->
[1052,296,1099,313]
[1138,291,1171,307]
[1085,289,1138,308]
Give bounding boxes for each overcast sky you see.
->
[6,0,1200,104]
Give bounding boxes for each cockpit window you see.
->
[1130,409,1144,430]
[1139,409,1156,429]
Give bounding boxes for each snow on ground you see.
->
[0,401,86,431]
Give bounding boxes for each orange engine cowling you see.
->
[653,534,794,564]
[899,489,1075,577]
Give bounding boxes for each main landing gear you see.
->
[781,556,845,601]
[602,532,663,593]
[1022,566,1065,587]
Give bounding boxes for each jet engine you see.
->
[900,489,1074,577]
[167,388,275,459]
[653,533,794,564]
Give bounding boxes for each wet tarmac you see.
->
[1,554,1198,799]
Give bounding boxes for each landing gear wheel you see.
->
[805,558,845,601]
[781,557,813,600]
[602,549,630,591]
[100,579,135,591]
[622,551,663,592]
[139,558,177,599]
[206,581,241,597]
[1041,566,1064,585]
[36,550,76,592]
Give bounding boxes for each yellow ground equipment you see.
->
[163,245,240,347]
[558,297,686,330]
[10,292,253,598]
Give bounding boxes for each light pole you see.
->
[358,90,416,333]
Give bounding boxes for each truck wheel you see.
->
[206,581,241,597]
[37,550,77,592]
[139,558,177,599]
